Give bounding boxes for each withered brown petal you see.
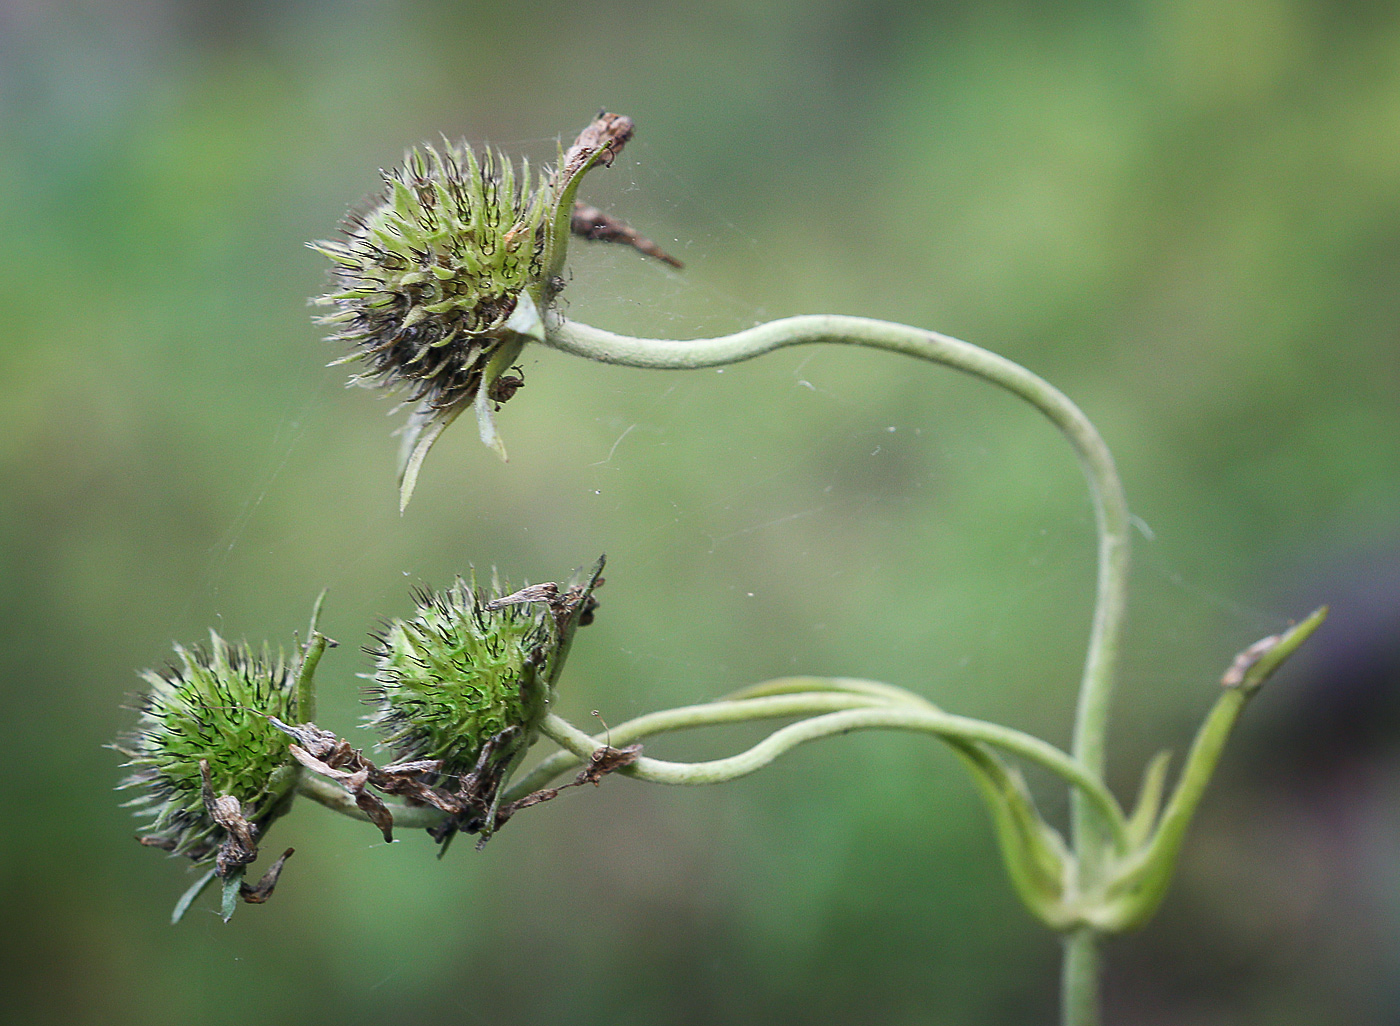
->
[571,202,683,269]
[354,790,396,844]
[494,743,644,830]
[577,743,643,786]
[485,582,559,610]
[200,760,259,876]
[288,743,360,784]
[561,112,634,179]
[268,717,341,760]
[240,848,295,904]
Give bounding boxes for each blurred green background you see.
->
[3,1,1399,1023]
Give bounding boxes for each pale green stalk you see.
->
[295,312,1134,1021]
[541,312,1134,1025]
[286,262,1322,1024]
[511,690,889,796]
[537,708,1127,848]
[719,675,941,707]
[1061,928,1101,1026]
[542,315,1129,825]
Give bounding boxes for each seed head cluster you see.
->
[311,143,550,412]
[117,634,301,862]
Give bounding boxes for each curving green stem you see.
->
[718,675,942,708]
[543,314,1131,856]
[512,690,891,796]
[536,707,1127,850]
[542,313,1133,1025]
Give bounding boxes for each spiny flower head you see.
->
[311,113,654,508]
[365,558,605,789]
[311,143,550,414]
[117,633,303,862]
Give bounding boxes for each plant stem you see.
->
[513,691,889,795]
[543,314,1131,856]
[543,314,1132,1020]
[1061,928,1102,1026]
[718,675,940,707]
[536,706,1127,847]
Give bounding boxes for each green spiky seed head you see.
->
[117,634,302,862]
[366,575,550,783]
[366,559,604,788]
[310,114,639,505]
[310,143,551,412]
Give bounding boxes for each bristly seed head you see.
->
[310,113,644,507]
[364,559,605,793]
[364,575,548,784]
[116,633,302,863]
[310,143,550,413]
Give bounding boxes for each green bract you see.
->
[117,633,301,862]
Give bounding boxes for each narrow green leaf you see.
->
[541,115,633,284]
[397,405,464,511]
[1096,608,1330,932]
[1124,751,1171,851]
[473,325,531,463]
[220,870,244,923]
[1223,606,1328,693]
[543,555,608,691]
[171,868,217,925]
[293,593,331,723]
[948,740,1072,929]
[473,388,507,462]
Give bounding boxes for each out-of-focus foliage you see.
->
[1,1,1397,1023]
